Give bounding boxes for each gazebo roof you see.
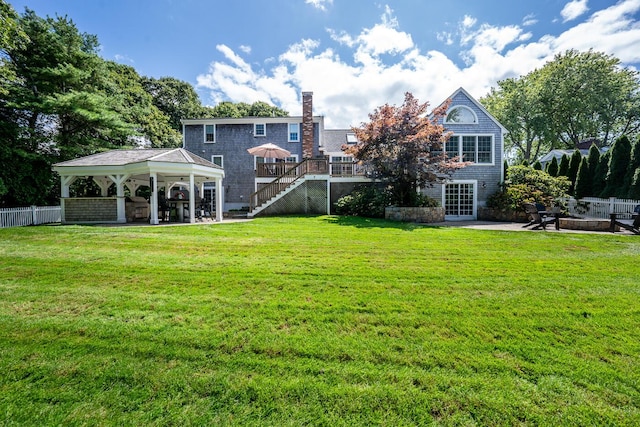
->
[54,148,220,169]
[53,148,224,181]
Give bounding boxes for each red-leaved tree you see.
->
[346,92,467,206]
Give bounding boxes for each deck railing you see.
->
[256,161,368,178]
[329,162,368,177]
[255,162,298,177]
[249,159,329,211]
[0,205,61,228]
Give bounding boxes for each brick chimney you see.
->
[302,91,314,159]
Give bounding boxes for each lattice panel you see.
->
[260,180,328,216]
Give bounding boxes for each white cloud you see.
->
[522,14,538,27]
[114,54,134,64]
[305,0,333,12]
[561,0,590,22]
[239,45,252,54]
[197,1,640,128]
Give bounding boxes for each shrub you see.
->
[335,185,438,218]
[487,165,570,212]
[334,185,392,218]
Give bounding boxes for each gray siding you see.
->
[184,122,321,208]
[436,90,504,205]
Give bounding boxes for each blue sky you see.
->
[8,0,640,127]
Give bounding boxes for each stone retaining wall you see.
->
[385,206,445,223]
[559,217,612,231]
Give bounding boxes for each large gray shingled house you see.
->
[181,88,505,220]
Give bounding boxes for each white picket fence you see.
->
[0,205,61,228]
[564,197,640,219]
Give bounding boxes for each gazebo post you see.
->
[189,173,195,223]
[215,176,223,222]
[60,175,75,198]
[110,174,129,223]
[150,172,159,225]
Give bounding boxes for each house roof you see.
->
[538,146,609,164]
[321,129,358,154]
[180,116,324,125]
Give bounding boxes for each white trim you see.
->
[445,105,478,124]
[204,124,215,144]
[288,123,300,142]
[181,116,322,125]
[442,180,477,221]
[446,134,494,165]
[211,155,224,168]
[254,123,266,137]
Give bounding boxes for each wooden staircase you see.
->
[248,158,328,217]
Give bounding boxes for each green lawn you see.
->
[1,216,639,426]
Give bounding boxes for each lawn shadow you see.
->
[323,215,437,231]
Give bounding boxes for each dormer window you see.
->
[445,106,478,124]
[346,133,357,144]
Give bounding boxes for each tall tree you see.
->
[141,76,206,131]
[538,49,640,147]
[624,136,640,198]
[546,156,559,177]
[247,101,288,117]
[628,169,640,200]
[574,158,590,199]
[586,144,601,195]
[347,93,464,206]
[482,49,640,160]
[108,64,181,147]
[603,135,632,198]
[593,150,610,197]
[480,77,548,162]
[568,149,582,194]
[8,10,132,159]
[558,154,570,177]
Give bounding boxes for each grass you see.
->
[1,215,639,426]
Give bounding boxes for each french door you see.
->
[444,182,476,220]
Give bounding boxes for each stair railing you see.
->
[249,158,328,212]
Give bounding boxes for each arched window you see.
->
[445,106,478,124]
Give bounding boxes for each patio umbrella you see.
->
[247,143,291,159]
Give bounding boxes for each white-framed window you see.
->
[445,135,493,164]
[346,133,357,144]
[204,124,215,143]
[211,155,223,168]
[288,123,300,142]
[445,106,478,124]
[330,155,355,176]
[254,123,266,137]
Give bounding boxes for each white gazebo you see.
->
[53,148,225,224]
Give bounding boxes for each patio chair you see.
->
[609,205,640,235]
[169,202,178,222]
[199,198,212,219]
[522,202,559,230]
[158,197,170,222]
